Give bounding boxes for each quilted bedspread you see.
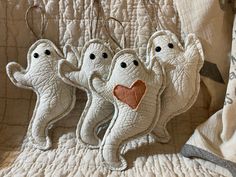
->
[0,0,233,176]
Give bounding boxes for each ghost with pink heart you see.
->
[89,49,166,170]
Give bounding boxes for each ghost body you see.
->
[58,39,114,147]
[6,39,76,150]
[146,30,204,143]
[90,49,165,170]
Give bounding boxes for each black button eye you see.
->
[102,52,108,59]
[89,53,96,60]
[120,62,127,68]
[45,50,51,55]
[133,60,139,66]
[168,43,174,49]
[155,46,161,52]
[33,53,39,58]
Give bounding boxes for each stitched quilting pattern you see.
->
[89,49,165,170]
[6,39,76,150]
[59,39,114,148]
[146,30,204,143]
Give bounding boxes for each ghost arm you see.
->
[58,59,87,88]
[150,58,166,89]
[184,34,204,65]
[89,72,113,102]
[63,44,81,67]
[6,62,32,89]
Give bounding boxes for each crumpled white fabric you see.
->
[181,13,236,177]
[6,39,77,150]
[145,30,204,143]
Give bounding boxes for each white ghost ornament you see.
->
[58,39,114,148]
[6,39,77,150]
[146,30,204,143]
[89,49,165,170]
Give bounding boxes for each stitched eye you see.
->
[133,60,139,66]
[45,50,51,55]
[33,53,39,58]
[120,62,127,68]
[89,53,96,60]
[155,46,161,52]
[168,43,174,49]
[102,52,108,59]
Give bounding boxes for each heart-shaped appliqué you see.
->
[113,80,146,109]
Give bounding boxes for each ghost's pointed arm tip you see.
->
[89,72,109,99]
[6,62,31,88]
[88,71,104,93]
[58,59,81,86]
[185,33,197,47]
[150,58,166,84]
[184,34,204,64]
[63,44,81,67]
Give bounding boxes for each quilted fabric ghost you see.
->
[146,30,204,143]
[58,39,114,148]
[89,49,165,170]
[6,39,77,150]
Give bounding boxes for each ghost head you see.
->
[81,40,113,77]
[146,30,184,64]
[27,39,64,69]
[108,50,145,85]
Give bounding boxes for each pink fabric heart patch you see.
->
[113,80,146,109]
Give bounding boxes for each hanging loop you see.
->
[104,17,126,49]
[25,5,46,39]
